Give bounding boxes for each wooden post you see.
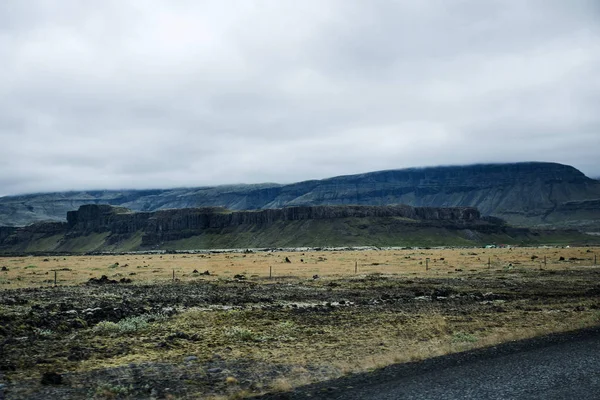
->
[595,254,597,265]
[488,257,491,269]
[269,265,272,279]
[355,261,358,274]
[54,270,57,286]
[172,269,175,281]
[426,258,429,271]
[544,256,547,269]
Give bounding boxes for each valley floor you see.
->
[1,247,599,399]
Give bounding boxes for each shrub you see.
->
[93,313,167,335]
[452,332,478,343]
[34,328,54,337]
[92,383,133,398]
[224,326,261,342]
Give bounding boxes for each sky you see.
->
[1,0,599,196]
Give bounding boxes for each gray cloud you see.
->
[1,0,599,196]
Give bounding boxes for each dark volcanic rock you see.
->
[61,204,484,246]
[41,372,62,385]
[87,275,118,285]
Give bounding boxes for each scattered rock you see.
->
[285,257,292,263]
[167,332,190,341]
[1,266,8,271]
[41,371,62,385]
[87,275,131,285]
[313,274,319,280]
[184,356,198,362]
[208,368,222,373]
[233,274,246,280]
[86,275,117,285]
[0,364,16,372]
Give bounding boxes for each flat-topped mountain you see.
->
[1,162,599,229]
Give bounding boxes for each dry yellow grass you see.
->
[0,246,597,289]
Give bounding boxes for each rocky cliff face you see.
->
[1,162,599,228]
[0,204,491,251]
[66,204,151,234]
[139,205,483,245]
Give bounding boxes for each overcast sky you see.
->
[1,0,599,196]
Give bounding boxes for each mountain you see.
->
[2,204,596,253]
[1,162,600,230]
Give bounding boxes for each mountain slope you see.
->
[1,162,599,228]
[2,204,597,253]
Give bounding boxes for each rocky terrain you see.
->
[1,162,599,229]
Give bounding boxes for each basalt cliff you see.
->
[0,204,595,253]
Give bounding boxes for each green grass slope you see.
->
[158,218,600,250]
[3,218,599,254]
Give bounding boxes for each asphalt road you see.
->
[258,327,600,400]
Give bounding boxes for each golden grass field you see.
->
[1,246,598,288]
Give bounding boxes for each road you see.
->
[259,327,600,400]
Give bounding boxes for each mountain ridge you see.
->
[1,162,599,229]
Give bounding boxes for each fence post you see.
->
[355,261,358,274]
[54,270,57,286]
[426,258,429,271]
[269,265,272,279]
[488,257,491,269]
[172,269,175,281]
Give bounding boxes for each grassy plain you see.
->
[1,246,599,399]
[1,246,598,288]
